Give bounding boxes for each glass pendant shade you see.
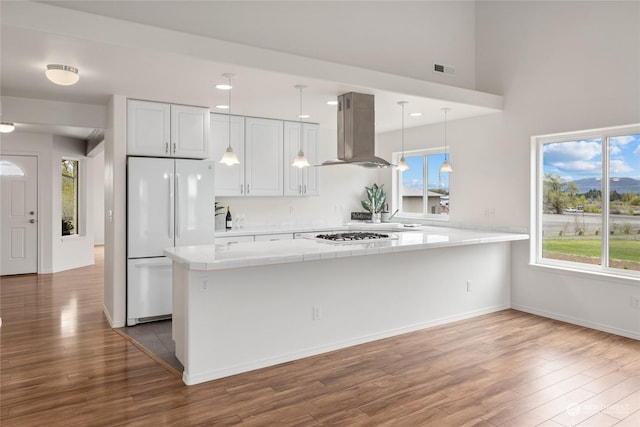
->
[46,64,79,85]
[397,156,409,172]
[439,159,453,173]
[220,146,240,165]
[292,151,310,168]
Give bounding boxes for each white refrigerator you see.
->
[127,157,215,325]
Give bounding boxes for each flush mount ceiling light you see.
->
[439,108,453,173]
[45,64,79,86]
[409,112,423,117]
[0,122,16,133]
[292,85,310,168]
[219,73,240,166]
[396,101,409,172]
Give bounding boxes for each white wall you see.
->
[93,150,105,245]
[50,135,95,272]
[0,132,96,273]
[103,95,127,328]
[378,1,640,338]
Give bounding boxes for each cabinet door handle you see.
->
[240,184,244,195]
[165,142,169,154]
[299,185,302,194]
[247,184,250,195]
[304,185,307,194]
[173,142,177,154]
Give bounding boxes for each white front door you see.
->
[0,155,38,275]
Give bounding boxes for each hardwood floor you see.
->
[1,247,639,426]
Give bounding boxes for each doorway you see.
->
[0,155,38,275]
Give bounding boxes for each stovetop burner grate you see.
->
[315,232,391,242]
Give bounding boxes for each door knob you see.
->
[29,211,35,215]
[29,219,36,224]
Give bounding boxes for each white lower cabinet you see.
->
[127,258,173,326]
[254,233,294,242]
[216,235,255,245]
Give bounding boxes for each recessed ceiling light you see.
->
[327,100,338,106]
[0,122,16,133]
[298,114,311,119]
[216,105,229,109]
[45,64,79,85]
[409,112,423,117]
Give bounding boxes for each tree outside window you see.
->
[62,159,79,236]
[538,129,640,273]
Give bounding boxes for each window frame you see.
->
[531,124,640,279]
[61,157,83,238]
[392,147,450,221]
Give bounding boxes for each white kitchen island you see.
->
[165,226,528,386]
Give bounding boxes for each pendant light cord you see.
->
[227,75,232,150]
[401,103,405,156]
[299,86,304,152]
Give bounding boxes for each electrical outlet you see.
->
[466,280,472,292]
[632,295,640,309]
[313,305,322,320]
[200,277,208,293]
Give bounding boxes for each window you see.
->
[534,125,640,276]
[393,149,450,218]
[61,159,79,236]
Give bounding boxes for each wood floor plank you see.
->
[2,246,639,426]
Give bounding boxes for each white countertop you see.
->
[165,225,529,271]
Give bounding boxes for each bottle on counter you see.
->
[225,206,233,230]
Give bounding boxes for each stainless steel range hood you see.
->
[322,92,392,168]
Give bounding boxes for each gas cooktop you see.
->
[310,232,398,244]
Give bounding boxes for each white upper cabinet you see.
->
[171,104,210,158]
[127,100,171,157]
[284,122,320,196]
[210,113,245,196]
[245,117,284,196]
[127,99,209,159]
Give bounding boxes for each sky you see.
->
[543,134,640,182]
[402,153,450,192]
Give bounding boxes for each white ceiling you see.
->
[1,1,501,140]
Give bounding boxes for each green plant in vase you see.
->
[361,183,386,222]
[215,202,225,216]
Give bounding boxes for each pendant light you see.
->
[439,108,453,173]
[45,64,79,86]
[396,101,409,172]
[219,73,240,166]
[291,84,310,168]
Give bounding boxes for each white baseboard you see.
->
[103,304,125,328]
[183,304,510,385]
[511,304,640,341]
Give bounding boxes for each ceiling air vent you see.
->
[434,63,455,77]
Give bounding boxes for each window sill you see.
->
[529,261,640,287]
